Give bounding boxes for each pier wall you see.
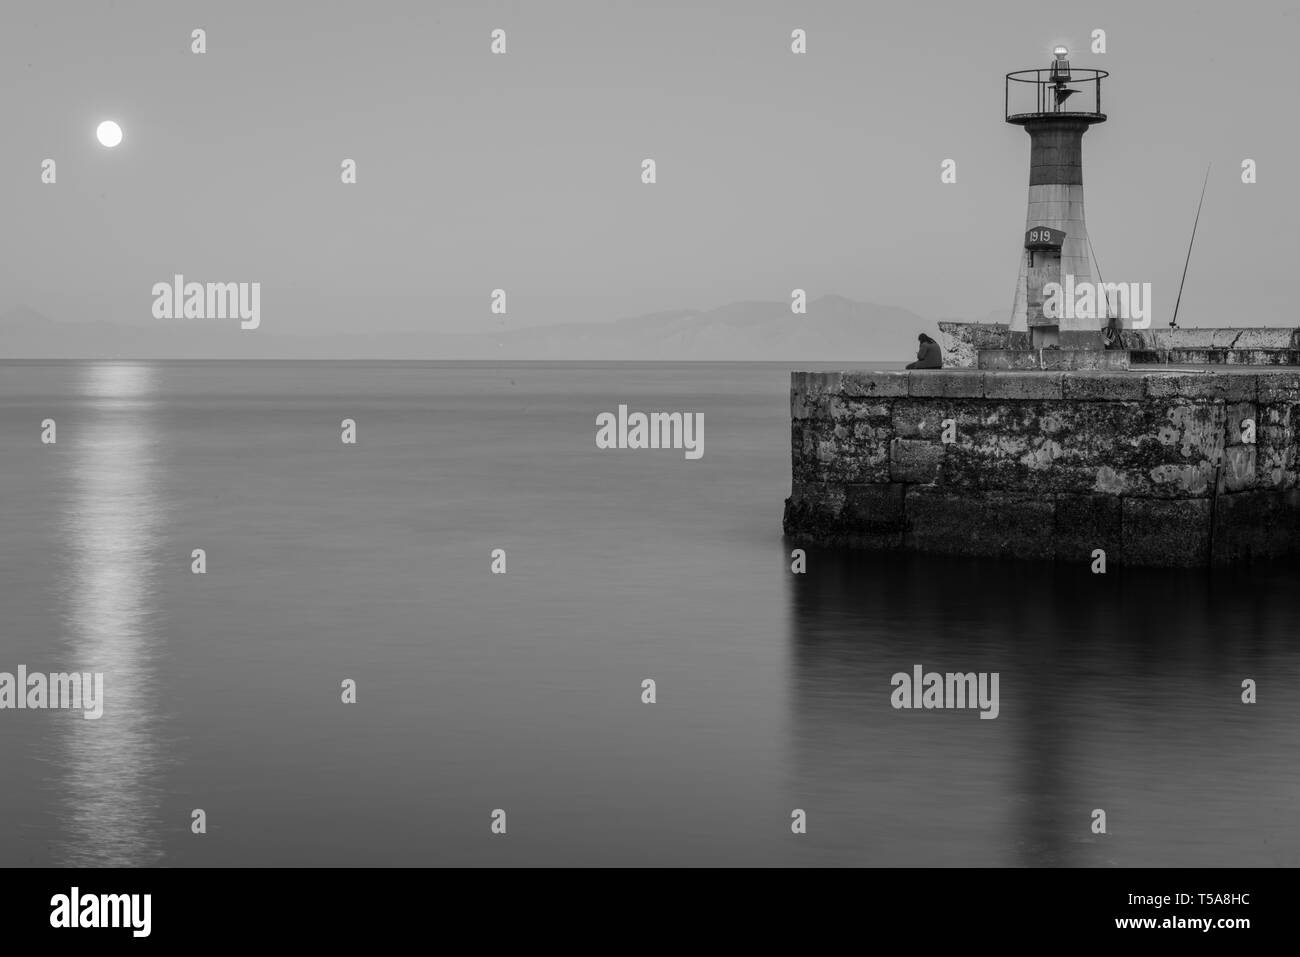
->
[783,369,1300,566]
[937,322,1300,368]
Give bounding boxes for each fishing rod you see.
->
[1087,232,1122,349]
[1170,164,1211,330]
[1087,233,1112,320]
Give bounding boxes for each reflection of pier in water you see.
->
[54,363,167,866]
[785,548,1300,866]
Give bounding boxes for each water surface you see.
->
[1,361,1296,866]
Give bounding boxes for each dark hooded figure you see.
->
[906,333,943,369]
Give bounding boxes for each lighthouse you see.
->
[1006,47,1108,350]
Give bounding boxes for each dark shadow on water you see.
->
[785,545,1300,866]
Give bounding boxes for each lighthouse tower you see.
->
[1006,48,1108,350]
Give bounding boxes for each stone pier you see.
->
[783,368,1300,566]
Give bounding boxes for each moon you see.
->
[96,120,122,148]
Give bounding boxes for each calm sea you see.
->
[1,361,1297,867]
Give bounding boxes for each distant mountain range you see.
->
[0,297,999,361]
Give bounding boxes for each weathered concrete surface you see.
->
[935,322,1011,369]
[937,321,1300,369]
[1211,490,1299,563]
[1145,372,1257,403]
[1120,498,1212,566]
[984,371,1064,400]
[890,438,944,483]
[1128,328,1298,351]
[1061,372,1146,401]
[977,349,1130,371]
[782,481,904,550]
[1131,348,1300,366]
[784,367,1300,566]
[1054,494,1121,560]
[904,488,1055,560]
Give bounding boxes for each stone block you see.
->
[783,482,903,549]
[842,482,907,532]
[890,438,943,483]
[982,372,1064,400]
[976,350,1042,371]
[783,481,846,536]
[936,321,1010,369]
[1146,462,1216,497]
[1257,371,1300,403]
[1224,402,1257,446]
[903,488,1055,559]
[1120,498,1211,566]
[1257,402,1297,490]
[1145,401,1226,482]
[1053,494,1121,561]
[798,371,843,397]
[1144,372,1258,403]
[841,371,910,398]
[1219,445,1257,493]
[1041,349,1130,371]
[811,424,892,484]
[891,401,947,440]
[828,396,891,425]
[790,382,829,419]
[1211,490,1297,563]
[1061,372,1147,401]
[908,370,985,398]
[1128,349,1163,363]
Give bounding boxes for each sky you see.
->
[1,0,1296,337]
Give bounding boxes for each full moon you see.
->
[96,120,122,148]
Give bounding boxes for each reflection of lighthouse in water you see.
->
[1007,47,1108,351]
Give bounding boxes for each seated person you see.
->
[906,333,943,369]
